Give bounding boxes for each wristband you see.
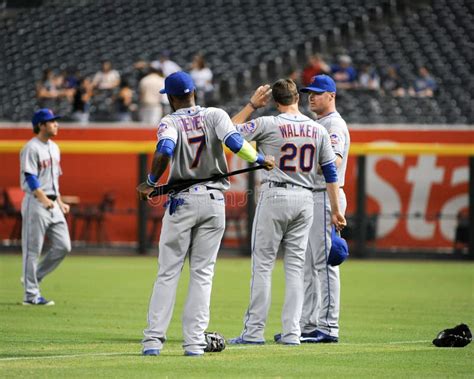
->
[249,101,258,110]
[256,153,265,165]
[146,174,158,187]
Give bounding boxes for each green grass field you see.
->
[0,254,473,378]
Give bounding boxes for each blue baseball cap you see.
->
[159,71,195,96]
[300,74,337,93]
[32,108,61,126]
[327,226,349,266]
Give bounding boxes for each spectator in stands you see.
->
[381,66,406,97]
[71,77,94,124]
[133,59,150,82]
[287,68,302,88]
[301,54,330,86]
[409,66,437,97]
[92,60,120,90]
[190,54,214,105]
[36,69,60,109]
[53,68,78,104]
[150,50,181,77]
[331,55,357,89]
[150,51,181,115]
[115,78,135,122]
[64,68,79,91]
[357,62,380,91]
[138,66,164,124]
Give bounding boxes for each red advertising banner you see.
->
[346,128,471,248]
[0,125,472,249]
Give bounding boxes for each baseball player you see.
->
[136,71,275,356]
[20,109,72,306]
[228,79,346,345]
[298,75,351,343]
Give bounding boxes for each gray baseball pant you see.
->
[142,189,225,354]
[21,193,71,302]
[240,185,313,344]
[301,189,347,338]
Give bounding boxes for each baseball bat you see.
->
[147,165,266,199]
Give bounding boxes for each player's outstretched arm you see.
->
[231,84,271,124]
[223,131,275,170]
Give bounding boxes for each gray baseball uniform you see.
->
[234,113,336,344]
[142,106,244,354]
[20,137,71,303]
[300,111,350,338]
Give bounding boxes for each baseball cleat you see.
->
[228,336,265,345]
[184,351,204,357]
[273,333,300,345]
[142,349,160,356]
[22,297,55,306]
[300,330,338,343]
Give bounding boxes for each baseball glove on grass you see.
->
[432,323,472,348]
[204,331,226,352]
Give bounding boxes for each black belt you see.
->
[313,187,344,192]
[178,186,218,199]
[181,185,215,193]
[47,195,57,201]
[266,182,313,191]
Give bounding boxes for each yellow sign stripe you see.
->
[0,140,155,154]
[349,143,474,156]
[0,140,473,156]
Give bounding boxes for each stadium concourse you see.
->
[0,0,473,124]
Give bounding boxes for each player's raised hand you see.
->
[331,211,346,231]
[263,155,276,171]
[249,84,272,109]
[136,182,155,200]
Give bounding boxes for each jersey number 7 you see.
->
[280,143,315,172]
[188,134,206,168]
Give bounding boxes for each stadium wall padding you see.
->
[0,125,471,248]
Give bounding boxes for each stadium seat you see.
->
[3,187,24,241]
[70,193,116,244]
[1,0,472,124]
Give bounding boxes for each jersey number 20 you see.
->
[280,143,315,172]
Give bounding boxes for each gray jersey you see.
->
[157,106,236,191]
[20,137,62,196]
[314,112,350,189]
[237,113,336,189]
